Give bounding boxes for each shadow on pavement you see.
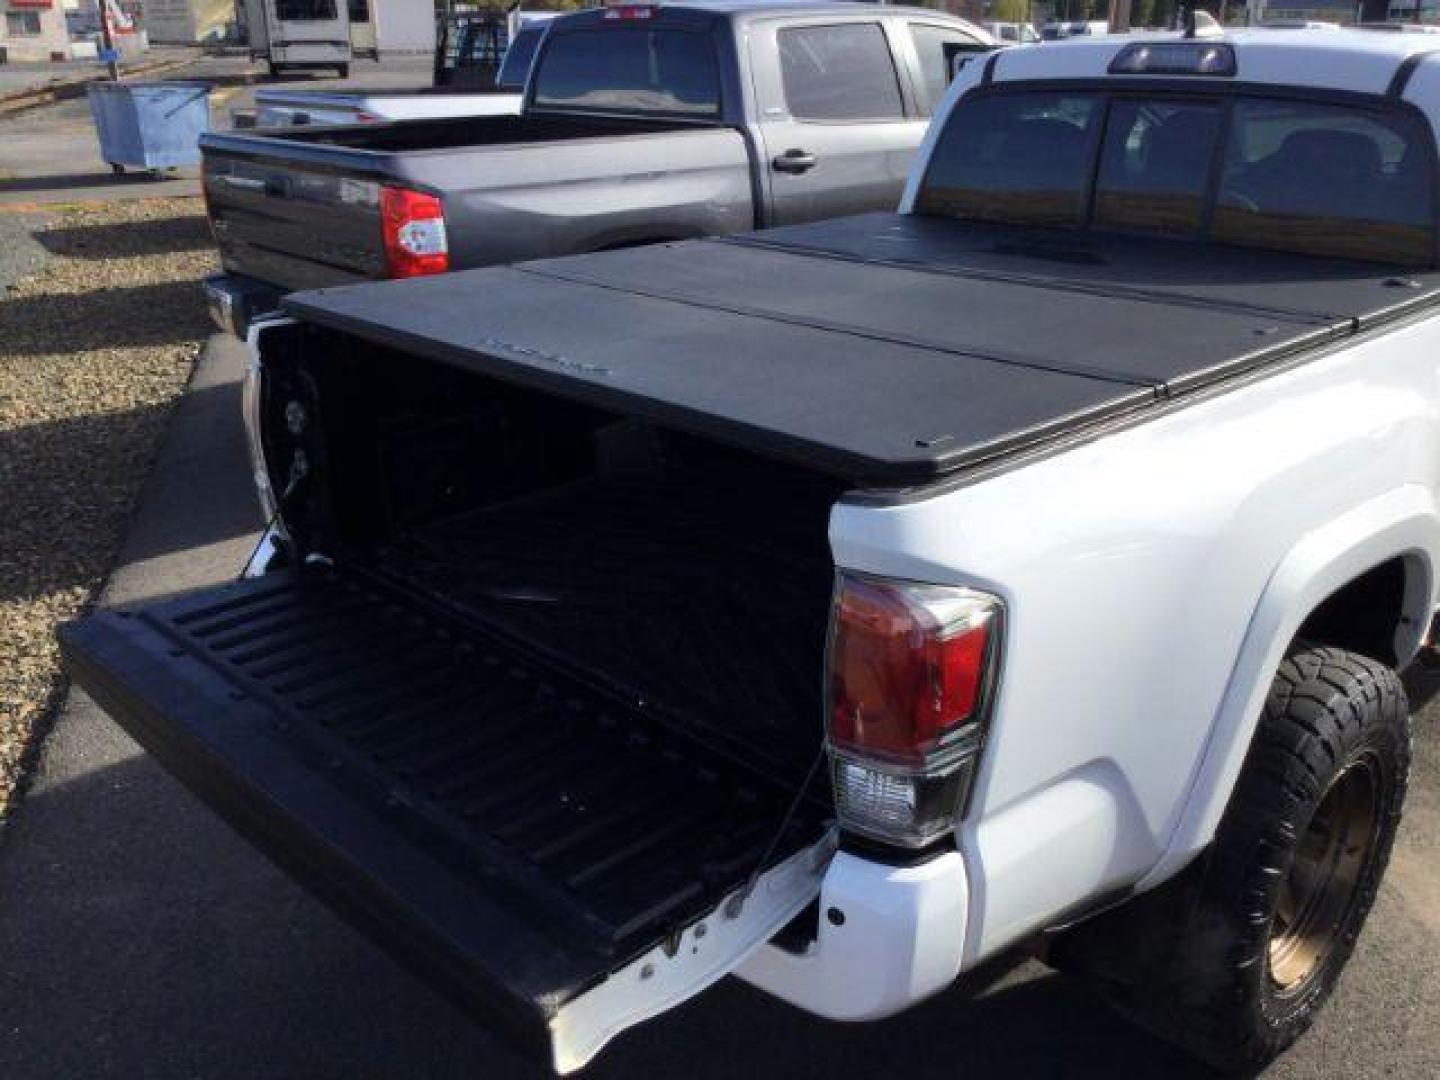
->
[35,212,213,259]
[0,747,1211,1080]
[0,279,210,354]
[0,171,183,194]
[1402,651,1440,711]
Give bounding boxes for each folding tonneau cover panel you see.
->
[737,212,1440,335]
[283,212,1440,486]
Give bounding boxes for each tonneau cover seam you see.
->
[715,234,1354,328]
[510,264,1162,388]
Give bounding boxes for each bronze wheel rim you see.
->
[1268,758,1379,994]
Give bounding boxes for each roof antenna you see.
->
[1183,5,1224,38]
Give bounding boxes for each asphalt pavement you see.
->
[0,329,1435,1079]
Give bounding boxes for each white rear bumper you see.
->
[737,849,968,1020]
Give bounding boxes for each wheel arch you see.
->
[1139,484,1440,890]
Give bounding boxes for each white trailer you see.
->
[243,0,353,78]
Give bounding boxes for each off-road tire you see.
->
[1061,646,1410,1072]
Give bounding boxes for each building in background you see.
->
[0,0,71,60]
[144,0,236,43]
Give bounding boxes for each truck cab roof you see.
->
[978,29,1440,99]
[553,1,989,31]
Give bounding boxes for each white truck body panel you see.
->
[739,850,969,1018]
[827,312,1440,960]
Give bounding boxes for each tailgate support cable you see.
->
[728,743,829,918]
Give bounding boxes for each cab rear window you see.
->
[531,28,720,117]
[1213,99,1434,267]
[915,92,1103,226]
[915,89,1438,267]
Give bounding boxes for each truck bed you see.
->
[202,114,752,292]
[285,212,1440,487]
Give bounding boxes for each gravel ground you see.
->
[0,210,52,290]
[0,198,215,818]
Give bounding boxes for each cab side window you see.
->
[778,24,905,121]
[907,23,988,116]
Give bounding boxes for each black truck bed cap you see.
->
[284,213,1440,486]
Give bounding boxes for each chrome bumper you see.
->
[204,273,280,340]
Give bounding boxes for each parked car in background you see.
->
[1067,19,1111,36]
[985,20,1039,43]
[65,27,1440,1079]
[202,2,994,337]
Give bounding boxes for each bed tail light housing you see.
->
[826,573,1003,848]
[380,185,449,278]
[1108,41,1236,76]
[603,5,657,19]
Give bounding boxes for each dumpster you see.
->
[87,81,211,176]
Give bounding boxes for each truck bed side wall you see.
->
[392,128,758,265]
[830,311,1440,966]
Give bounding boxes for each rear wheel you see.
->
[1061,646,1410,1072]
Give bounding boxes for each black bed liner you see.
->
[58,566,826,1059]
[283,211,1440,486]
[383,470,834,779]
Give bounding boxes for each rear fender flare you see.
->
[1139,484,1438,889]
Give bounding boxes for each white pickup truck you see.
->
[62,28,1437,1075]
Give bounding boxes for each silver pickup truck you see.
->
[201,2,992,336]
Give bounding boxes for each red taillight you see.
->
[828,575,997,768]
[826,574,1001,846]
[380,186,449,279]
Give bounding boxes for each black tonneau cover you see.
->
[284,212,1440,486]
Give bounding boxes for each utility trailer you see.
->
[244,0,353,79]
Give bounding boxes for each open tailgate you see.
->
[59,566,830,1071]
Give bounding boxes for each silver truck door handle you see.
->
[219,175,267,191]
[772,149,818,174]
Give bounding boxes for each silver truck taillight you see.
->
[825,573,1003,848]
